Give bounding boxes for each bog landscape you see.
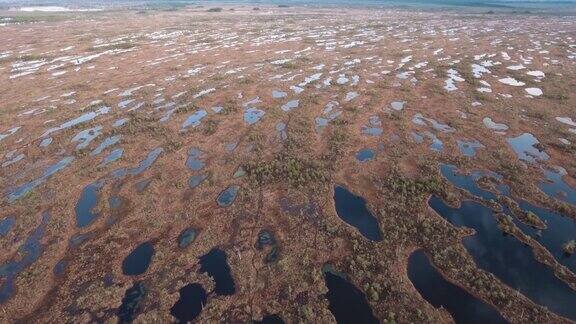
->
[0,2,576,323]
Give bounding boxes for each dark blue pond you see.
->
[429,196,576,320]
[122,241,154,276]
[439,164,505,201]
[408,250,507,324]
[199,248,235,296]
[170,283,207,323]
[441,164,576,272]
[509,201,576,272]
[117,281,147,323]
[323,268,378,324]
[0,212,49,303]
[333,186,383,241]
[217,185,240,207]
[75,181,104,228]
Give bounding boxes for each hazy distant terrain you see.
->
[1,0,576,11]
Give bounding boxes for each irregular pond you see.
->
[72,126,103,150]
[2,152,24,168]
[423,131,443,152]
[182,110,208,129]
[186,148,205,171]
[355,149,375,162]
[345,91,358,102]
[506,133,549,163]
[361,116,383,137]
[91,135,121,156]
[323,266,378,324]
[276,122,287,141]
[122,241,154,276]
[117,281,147,323]
[53,260,67,277]
[245,107,265,125]
[280,99,299,112]
[457,139,484,157]
[135,178,153,193]
[333,186,383,241]
[170,283,207,323]
[0,216,15,236]
[39,137,52,148]
[69,232,94,248]
[217,185,239,207]
[429,196,576,320]
[0,212,49,303]
[189,173,208,189]
[411,131,424,143]
[100,148,123,167]
[129,147,163,176]
[225,141,238,153]
[413,113,455,133]
[390,101,406,111]
[7,156,74,203]
[111,147,162,178]
[538,167,576,206]
[511,200,576,272]
[483,117,508,132]
[315,101,341,133]
[408,250,507,324]
[199,248,235,295]
[75,181,104,228]
[41,106,109,137]
[272,90,287,99]
[440,164,503,201]
[113,118,129,127]
[441,164,576,270]
[0,126,20,142]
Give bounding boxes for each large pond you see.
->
[323,265,378,324]
[429,196,576,320]
[0,212,50,303]
[122,241,154,276]
[75,181,104,228]
[117,281,147,323]
[333,186,383,241]
[170,283,207,322]
[199,248,235,295]
[441,164,576,272]
[408,250,507,324]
